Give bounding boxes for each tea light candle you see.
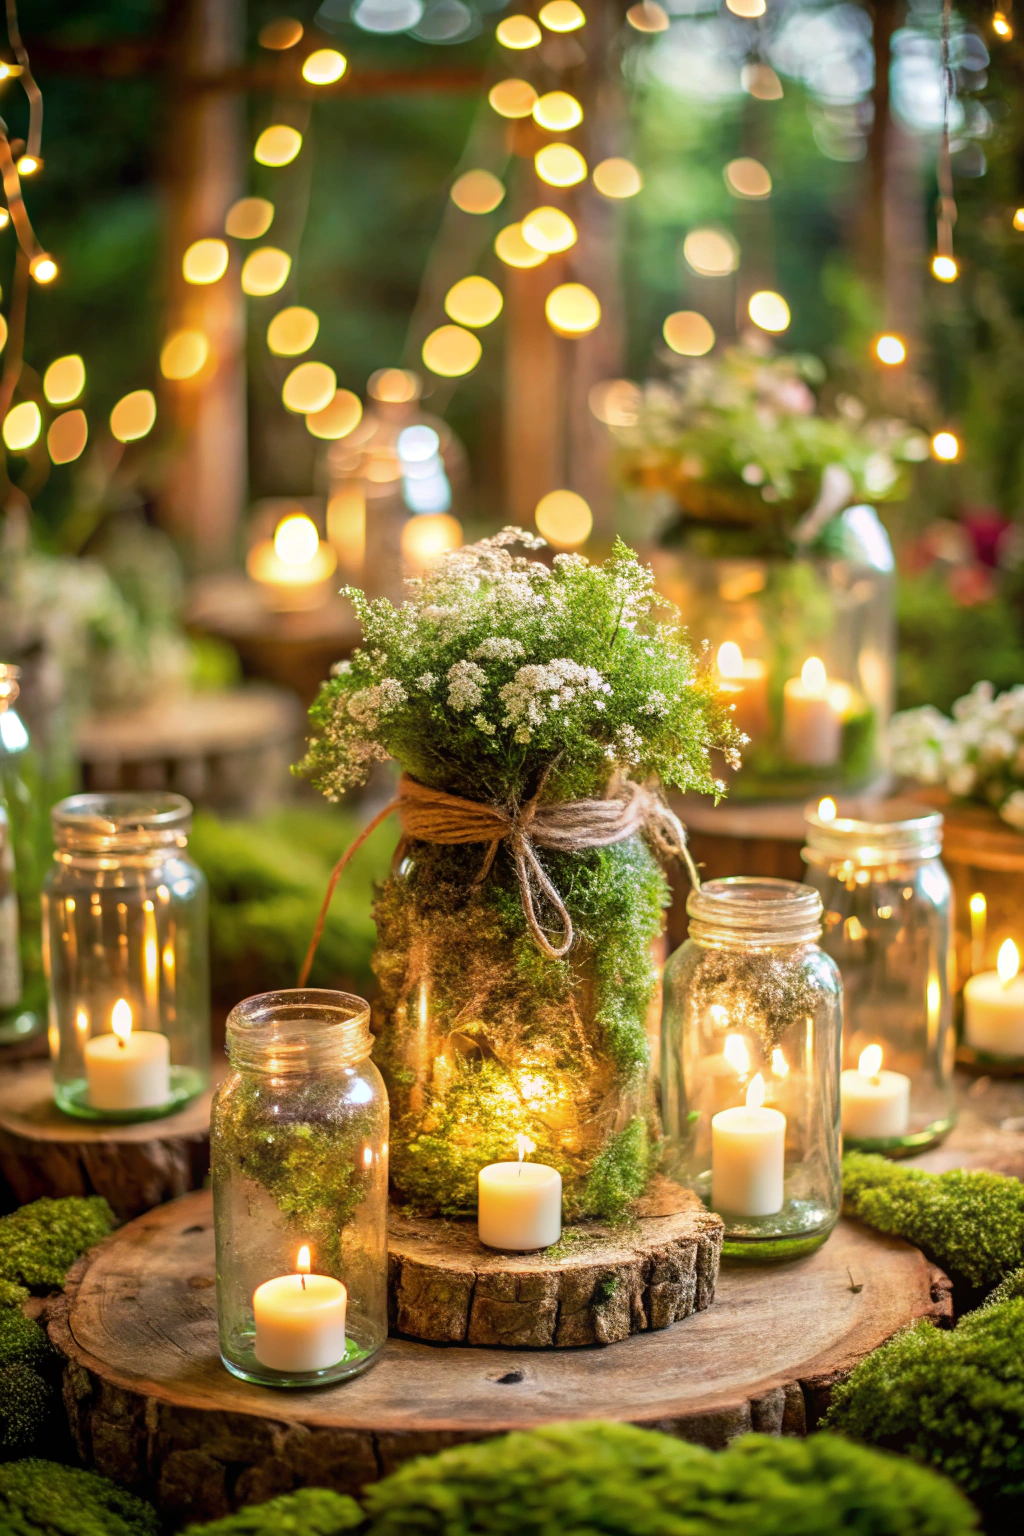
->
[711,1073,786,1216]
[83,999,170,1113]
[478,1135,562,1251]
[782,657,843,767]
[253,1245,348,1373]
[717,642,770,743]
[840,1044,910,1140]
[964,939,1024,1056]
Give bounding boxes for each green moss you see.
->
[360,1422,975,1536]
[0,1198,115,1291]
[985,1264,1024,1308]
[184,1489,362,1536]
[842,1152,1024,1290]
[0,1368,51,1460]
[579,1118,652,1221]
[0,1309,52,1371]
[0,1459,160,1536]
[0,1281,30,1310]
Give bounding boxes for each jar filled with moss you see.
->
[211,989,388,1388]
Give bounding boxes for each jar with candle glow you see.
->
[803,798,956,1150]
[43,793,210,1120]
[211,989,388,1387]
[661,878,841,1260]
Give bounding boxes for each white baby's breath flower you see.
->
[641,690,669,717]
[470,637,525,662]
[947,763,977,798]
[447,660,487,711]
[473,712,496,737]
[330,659,352,677]
[416,673,437,692]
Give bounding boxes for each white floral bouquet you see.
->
[890,682,1024,832]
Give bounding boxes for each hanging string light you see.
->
[444,276,504,327]
[626,2,669,32]
[47,409,88,465]
[533,91,584,131]
[302,49,347,85]
[282,362,337,414]
[592,158,643,198]
[495,223,548,267]
[496,14,542,47]
[663,311,715,356]
[932,430,960,461]
[241,247,291,296]
[421,325,482,377]
[254,125,303,167]
[42,355,85,405]
[488,79,538,118]
[2,400,40,451]
[450,170,505,213]
[545,283,601,334]
[933,0,958,282]
[539,1,586,32]
[535,144,588,187]
[225,198,275,238]
[521,206,577,253]
[267,307,320,356]
[183,239,229,284]
[160,330,210,380]
[110,390,157,443]
[993,8,1013,38]
[875,334,907,365]
[748,290,791,331]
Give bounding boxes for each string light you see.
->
[875,334,906,365]
[450,169,505,213]
[592,158,643,198]
[110,390,156,443]
[282,361,337,413]
[183,238,228,285]
[1014,209,1024,231]
[445,275,504,327]
[306,389,363,440]
[2,400,40,451]
[533,91,583,131]
[545,282,601,334]
[47,409,87,465]
[993,9,1013,36]
[535,489,592,548]
[626,2,669,31]
[488,79,538,118]
[0,210,8,229]
[535,143,587,187]
[495,223,547,267]
[663,311,715,356]
[421,324,482,377]
[496,14,542,47]
[0,316,7,352]
[160,329,210,379]
[254,125,303,167]
[368,367,419,402]
[43,354,85,405]
[241,247,291,297]
[931,254,958,282]
[932,430,960,461]
[683,228,738,275]
[259,17,303,48]
[302,49,347,84]
[267,306,319,356]
[588,379,641,426]
[724,158,771,198]
[934,0,958,283]
[748,290,791,332]
[522,206,577,252]
[539,1,585,32]
[16,154,39,176]
[225,197,274,239]
[29,253,57,283]
[726,0,766,14]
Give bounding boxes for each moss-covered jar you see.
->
[212,989,388,1388]
[661,878,842,1260]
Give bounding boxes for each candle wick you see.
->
[300,1274,306,1291]
[117,1037,126,1051]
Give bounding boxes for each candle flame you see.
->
[363,1146,373,1167]
[723,1033,750,1075]
[998,939,1019,986]
[858,1044,883,1077]
[515,1133,536,1163]
[969,892,987,918]
[111,998,133,1044]
[296,1245,311,1274]
[75,1007,89,1039]
[745,1072,765,1111]
[817,797,837,822]
[771,1047,789,1079]
[801,656,828,695]
[717,640,744,678]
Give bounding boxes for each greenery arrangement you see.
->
[0,1196,114,1291]
[890,682,1024,834]
[0,1460,159,1536]
[302,530,736,1218]
[184,1489,362,1536]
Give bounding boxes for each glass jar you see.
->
[803,800,956,1150]
[42,792,209,1120]
[0,664,46,1045]
[661,878,842,1261]
[211,989,389,1388]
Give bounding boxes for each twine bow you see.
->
[298,773,700,985]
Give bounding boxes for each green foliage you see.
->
[842,1153,1024,1290]
[985,1264,1024,1308]
[0,1197,114,1291]
[579,1117,652,1221]
[0,1281,29,1310]
[0,1308,53,1372]
[0,1459,160,1536]
[896,572,1024,713]
[825,1298,1024,1512]
[360,1422,975,1536]
[185,1488,362,1536]
[0,1369,51,1459]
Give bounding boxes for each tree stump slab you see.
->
[0,1060,220,1220]
[387,1179,723,1348]
[48,1189,950,1528]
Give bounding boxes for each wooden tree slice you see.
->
[48,1189,950,1528]
[0,1060,218,1220]
[388,1179,723,1348]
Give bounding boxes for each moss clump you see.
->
[0,1367,50,1459]
[360,1422,975,1536]
[0,1459,159,1536]
[0,1197,115,1291]
[579,1117,652,1220]
[985,1264,1024,1308]
[842,1152,1024,1290]
[825,1296,1024,1514]
[0,1281,30,1310]
[0,1308,53,1372]
[185,1489,362,1536]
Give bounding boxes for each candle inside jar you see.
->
[711,1073,786,1217]
[83,999,171,1113]
[840,1043,910,1140]
[782,656,843,768]
[964,939,1024,1057]
[478,1134,562,1251]
[252,1244,348,1374]
[717,642,770,744]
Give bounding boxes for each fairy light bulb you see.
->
[2,401,40,452]
[47,409,88,465]
[225,197,274,239]
[1014,209,1024,231]
[592,158,643,198]
[0,210,9,229]
[110,390,157,443]
[663,311,715,356]
[30,253,57,283]
[421,324,482,378]
[302,48,347,84]
[626,1,669,30]
[539,1,585,32]
[241,248,291,297]
[183,239,228,285]
[259,17,303,48]
[931,254,958,282]
[488,79,538,118]
[724,158,771,198]
[306,389,363,441]
[16,154,40,176]
[282,362,337,414]
[254,125,303,167]
[931,431,960,462]
[444,276,503,328]
[533,91,583,131]
[450,170,505,214]
[274,513,320,565]
[495,223,547,268]
[43,355,85,405]
[521,206,577,253]
[496,14,542,47]
[993,10,1013,37]
[534,489,592,548]
[875,334,906,365]
[535,143,588,187]
[748,290,791,332]
[683,228,738,276]
[267,306,319,356]
[545,283,601,335]
[160,330,210,380]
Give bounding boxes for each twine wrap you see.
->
[298,773,700,984]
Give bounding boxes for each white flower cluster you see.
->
[446,660,487,712]
[890,682,1024,831]
[346,677,407,731]
[499,659,611,744]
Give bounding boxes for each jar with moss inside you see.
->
[301,530,738,1223]
[661,878,842,1259]
[212,989,388,1388]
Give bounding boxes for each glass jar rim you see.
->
[686,876,822,945]
[52,792,193,852]
[226,988,373,1073]
[803,797,943,865]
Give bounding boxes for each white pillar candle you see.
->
[84,999,170,1112]
[782,657,843,767]
[711,1073,786,1217]
[840,1044,910,1139]
[964,939,1024,1056]
[478,1136,562,1250]
[253,1245,347,1373]
[717,642,770,743]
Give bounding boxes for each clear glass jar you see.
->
[211,989,389,1388]
[42,792,209,1120]
[661,878,842,1261]
[0,664,46,1045]
[803,800,956,1151]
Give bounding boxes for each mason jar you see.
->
[661,878,842,1260]
[212,989,389,1388]
[43,792,209,1120]
[803,799,956,1152]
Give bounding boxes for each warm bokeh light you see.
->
[43,355,85,406]
[663,310,715,356]
[368,367,420,402]
[402,512,463,567]
[724,157,771,198]
[748,290,791,332]
[683,228,738,276]
[1014,208,1024,232]
[539,1,585,31]
[931,430,960,462]
[450,169,505,214]
[110,390,156,443]
[801,656,828,694]
[817,797,837,822]
[533,90,583,131]
[969,892,987,917]
[521,206,577,253]
[422,324,482,377]
[993,10,1013,37]
[306,388,363,440]
[496,13,542,47]
[3,401,40,452]
[545,282,601,335]
[225,197,274,239]
[495,222,547,268]
[875,334,906,365]
[592,157,643,198]
[274,512,320,565]
[727,0,765,14]
[535,488,593,547]
[0,210,9,229]
[535,143,588,187]
[47,409,88,465]
[16,155,40,177]
[183,238,229,285]
[254,125,303,167]
[111,998,133,1042]
[717,642,744,677]
[445,275,504,327]
[282,361,337,414]
[30,254,58,284]
[328,486,366,570]
[0,316,6,353]
[626,1,669,31]
[742,62,783,99]
[998,938,1020,984]
[858,1044,883,1077]
[160,330,210,380]
[488,78,538,118]
[241,247,291,297]
[588,378,641,427]
[267,306,319,356]
[931,254,958,282]
[723,1033,750,1075]
[259,17,303,48]
[302,48,347,84]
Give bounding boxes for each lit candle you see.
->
[252,1244,348,1374]
[717,641,770,743]
[711,1073,786,1217]
[840,1044,910,1140]
[245,512,337,612]
[83,999,171,1113]
[782,657,843,767]
[969,892,987,975]
[964,939,1024,1056]
[701,1030,751,1114]
[478,1134,562,1251]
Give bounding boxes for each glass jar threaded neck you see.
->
[226,989,372,1075]
[686,877,822,947]
[803,798,942,869]
[52,792,193,855]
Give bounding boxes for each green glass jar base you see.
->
[957,1043,1024,1077]
[722,1219,837,1263]
[221,1333,379,1389]
[0,1007,43,1045]
[54,1066,207,1123]
[844,1115,957,1159]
